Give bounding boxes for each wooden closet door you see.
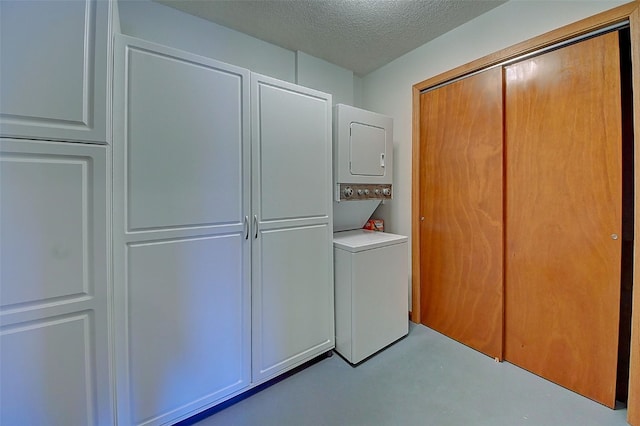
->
[504,32,622,408]
[419,67,504,359]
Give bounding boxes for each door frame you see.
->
[411,1,640,422]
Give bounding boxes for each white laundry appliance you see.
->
[332,104,409,364]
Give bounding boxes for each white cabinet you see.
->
[113,35,251,426]
[0,139,113,426]
[113,36,334,424]
[251,74,334,382]
[0,0,111,143]
[0,2,113,422]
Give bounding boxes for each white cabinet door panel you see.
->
[0,0,111,143]
[124,46,244,231]
[1,313,95,426]
[126,236,249,425]
[253,225,334,380]
[0,139,112,426]
[113,35,251,426]
[251,73,334,384]
[1,153,87,306]
[254,80,331,222]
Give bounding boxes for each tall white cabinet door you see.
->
[0,139,113,425]
[251,73,334,383]
[0,0,111,143]
[113,35,251,426]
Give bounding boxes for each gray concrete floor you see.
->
[188,323,629,426]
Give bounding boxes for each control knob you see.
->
[357,189,364,196]
[364,189,370,195]
[374,189,381,195]
[382,188,391,196]
[343,187,354,198]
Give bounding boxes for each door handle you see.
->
[254,215,258,239]
[244,216,249,240]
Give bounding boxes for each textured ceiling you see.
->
[155,0,506,76]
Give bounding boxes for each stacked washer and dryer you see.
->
[332,104,409,365]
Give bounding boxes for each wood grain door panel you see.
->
[504,32,622,408]
[419,67,504,359]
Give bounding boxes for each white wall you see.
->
[296,51,354,105]
[353,75,364,108]
[360,0,628,278]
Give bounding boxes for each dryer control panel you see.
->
[338,183,392,201]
